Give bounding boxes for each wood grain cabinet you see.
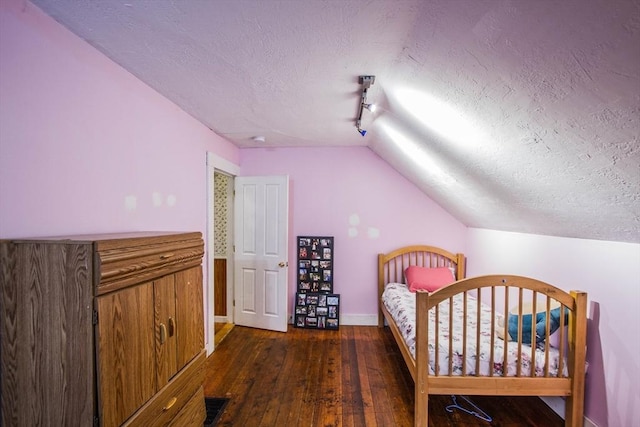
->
[0,232,207,427]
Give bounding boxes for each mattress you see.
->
[382,282,567,377]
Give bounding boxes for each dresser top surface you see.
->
[2,231,202,246]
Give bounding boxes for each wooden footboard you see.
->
[378,246,587,427]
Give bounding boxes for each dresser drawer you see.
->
[122,350,205,427]
[95,233,204,294]
[169,386,206,427]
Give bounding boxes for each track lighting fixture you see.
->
[355,75,375,136]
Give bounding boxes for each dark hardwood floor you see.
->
[203,325,564,427]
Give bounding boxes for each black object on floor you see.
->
[203,397,230,427]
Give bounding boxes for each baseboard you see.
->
[340,314,378,326]
[287,314,378,326]
[584,416,598,427]
[540,396,565,418]
[214,315,229,323]
[540,397,597,427]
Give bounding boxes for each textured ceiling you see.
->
[31,0,640,243]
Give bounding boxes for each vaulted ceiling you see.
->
[31,0,640,243]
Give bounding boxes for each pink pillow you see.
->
[405,266,456,292]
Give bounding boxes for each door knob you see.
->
[278,261,288,268]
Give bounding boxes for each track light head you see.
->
[358,128,367,137]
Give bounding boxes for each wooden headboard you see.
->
[377,245,465,327]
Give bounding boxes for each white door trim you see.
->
[205,152,240,355]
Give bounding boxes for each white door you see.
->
[234,175,289,332]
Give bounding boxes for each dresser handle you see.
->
[168,317,175,337]
[160,253,174,259]
[159,323,167,344]
[163,397,177,411]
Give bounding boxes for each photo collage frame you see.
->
[297,236,333,293]
[295,236,339,329]
[294,292,340,329]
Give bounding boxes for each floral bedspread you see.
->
[382,282,566,377]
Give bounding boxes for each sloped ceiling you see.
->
[30,0,640,243]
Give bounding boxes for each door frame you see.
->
[206,152,239,355]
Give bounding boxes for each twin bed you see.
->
[378,245,587,427]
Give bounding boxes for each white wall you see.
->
[466,228,640,427]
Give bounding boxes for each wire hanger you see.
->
[445,395,492,422]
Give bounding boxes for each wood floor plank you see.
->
[203,324,251,396]
[372,328,407,427]
[278,333,312,426]
[296,329,326,425]
[353,327,379,426]
[363,328,394,417]
[261,329,307,426]
[241,331,289,426]
[339,327,360,427]
[215,331,275,425]
[353,326,374,407]
[315,334,343,426]
[375,327,414,426]
[204,325,565,427]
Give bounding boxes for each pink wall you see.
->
[239,146,467,320]
[467,228,640,427]
[0,0,239,239]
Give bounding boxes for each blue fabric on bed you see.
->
[507,307,568,345]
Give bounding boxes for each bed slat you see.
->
[503,287,509,377]
[530,291,538,378]
[489,286,496,378]
[558,304,566,377]
[448,296,454,376]
[475,291,481,376]
[543,298,552,377]
[434,303,440,376]
[516,288,524,377]
[462,291,468,376]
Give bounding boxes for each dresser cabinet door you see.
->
[154,274,178,389]
[175,266,204,370]
[96,283,156,427]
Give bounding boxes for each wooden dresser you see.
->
[0,232,207,427]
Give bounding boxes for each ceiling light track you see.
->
[356,75,376,136]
